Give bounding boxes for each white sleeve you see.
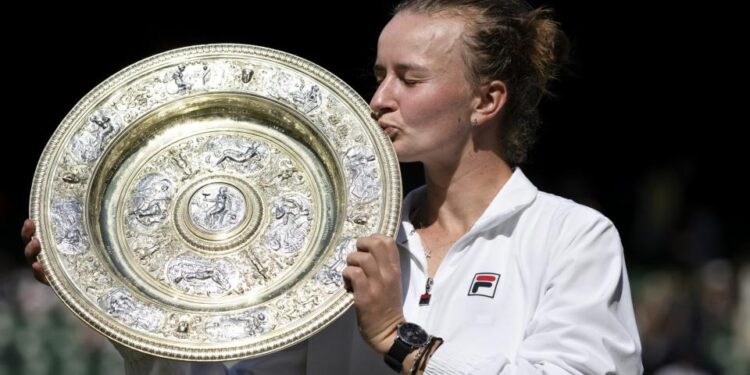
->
[425,212,643,374]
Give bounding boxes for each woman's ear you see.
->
[473,80,507,125]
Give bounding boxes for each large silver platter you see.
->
[29,44,401,361]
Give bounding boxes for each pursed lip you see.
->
[379,122,399,138]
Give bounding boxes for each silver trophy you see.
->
[30,44,401,361]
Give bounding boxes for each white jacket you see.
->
[398,169,642,374]
[116,168,642,374]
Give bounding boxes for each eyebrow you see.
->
[373,63,429,75]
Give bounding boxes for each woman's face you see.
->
[371,11,478,164]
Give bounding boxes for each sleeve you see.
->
[425,210,643,375]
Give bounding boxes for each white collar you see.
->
[396,167,538,246]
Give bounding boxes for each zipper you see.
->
[419,277,433,306]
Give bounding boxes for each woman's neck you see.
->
[418,150,513,234]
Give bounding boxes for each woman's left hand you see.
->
[343,234,405,354]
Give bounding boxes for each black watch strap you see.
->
[384,336,412,373]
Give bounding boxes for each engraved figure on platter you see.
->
[69,109,122,163]
[132,235,171,260]
[344,146,380,203]
[205,186,229,226]
[174,267,229,290]
[215,145,260,166]
[293,84,322,113]
[168,64,191,94]
[133,199,168,225]
[268,72,322,113]
[188,184,245,232]
[169,149,197,180]
[268,71,303,101]
[261,158,304,187]
[51,198,88,254]
[204,309,271,342]
[276,284,320,322]
[99,289,164,332]
[113,84,152,112]
[90,113,116,145]
[265,195,312,254]
[204,137,269,173]
[128,174,174,227]
[165,62,224,94]
[246,245,293,284]
[167,256,240,296]
[317,238,355,286]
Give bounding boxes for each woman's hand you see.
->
[343,234,405,354]
[21,219,48,285]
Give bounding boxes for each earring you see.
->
[471,118,478,127]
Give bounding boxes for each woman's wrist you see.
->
[407,336,444,374]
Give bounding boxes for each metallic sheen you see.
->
[30,44,401,361]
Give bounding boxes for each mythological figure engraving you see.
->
[216,145,260,166]
[204,137,269,174]
[169,149,197,180]
[164,62,226,95]
[188,184,246,232]
[128,174,174,227]
[99,289,165,332]
[166,255,241,296]
[260,158,304,187]
[265,195,312,254]
[344,146,380,203]
[51,198,88,254]
[206,186,229,225]
[204,309,272,342]
[317,238,355,286]
[169,64,191,94]
[268,71,322,113]
[70,109,121,163]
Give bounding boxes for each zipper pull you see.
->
[419,277,433,306]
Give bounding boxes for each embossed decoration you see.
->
[30,44,401,361]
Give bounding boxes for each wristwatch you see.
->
[384,322,430,373]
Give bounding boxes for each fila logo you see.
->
[468,273,501,298]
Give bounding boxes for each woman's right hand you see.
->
[21,218,48,285]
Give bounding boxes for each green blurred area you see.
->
[2,263,749,375]
[0,272,124,375]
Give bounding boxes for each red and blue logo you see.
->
[468,273,501,298]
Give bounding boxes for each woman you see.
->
[23,1,642,373]
[344,0,642,373]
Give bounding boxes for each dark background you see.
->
[1,2,746,374]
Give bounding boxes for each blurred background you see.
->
[1,2,745,374]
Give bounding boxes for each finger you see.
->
[372,234,401,268]
[342,266,369,303]
[346,251,381,279]
[357,235,400,273]
[21,219,36,243]
[343,274,353,292]
[24,237,41,265]
[32,262,49,285]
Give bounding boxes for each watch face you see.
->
[398,322,429,347]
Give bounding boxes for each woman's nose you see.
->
[369,78,396,117]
